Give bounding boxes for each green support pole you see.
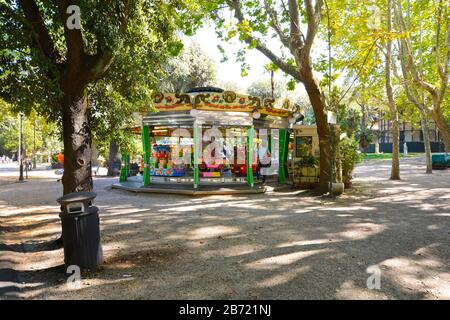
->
[119,163,124,182]
[268,129,272,153]
[142,126,150,186]
[193,124,200,188]
[119,152,128,182]
[247,126,254,187]
[278,129,288,184]
[126,154,130,177]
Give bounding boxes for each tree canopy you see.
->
[0,0,202,119]
[159,42,218,93]
[0,0,204,193]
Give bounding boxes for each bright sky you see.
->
[184,24,272,91]
[184,23,328,95]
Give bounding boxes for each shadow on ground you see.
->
[1,159,449,299]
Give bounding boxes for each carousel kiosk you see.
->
[118,87,304,193]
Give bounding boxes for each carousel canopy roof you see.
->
[149,88,300,118]
[129,88,304,134]
[185,86,224,94]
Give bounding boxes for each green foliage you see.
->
[158,42,217,93]
[359,128,377,147]
[247,78,283,99]
[320,0,450,144]
[295,155,319,168]
[264,62,279,73]
[340,136,362,183]
[0,109,61,157]
[0,0,204,134]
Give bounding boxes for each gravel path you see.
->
[1,157,449,300]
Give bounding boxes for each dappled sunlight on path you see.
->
[1,157,449,299]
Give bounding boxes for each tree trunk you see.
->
[107,140,121,176]
[386,0,400,180]
[390,116,401,180]
[431,104,450,152]
[61,92,93,195]
[419,107,433,173]
[301,68,331,193]
[360,104,367,151]
[91,142,99,167]
[333,125,343,183]
[271,71,275,99]
[416,0,433,170]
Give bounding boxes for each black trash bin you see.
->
[57,192,103,269]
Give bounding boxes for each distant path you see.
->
[0,163,107,180]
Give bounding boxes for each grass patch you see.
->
[362,153,423,161]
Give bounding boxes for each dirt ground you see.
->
[1,158,449,300]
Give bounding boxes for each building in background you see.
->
[368,117,445,153]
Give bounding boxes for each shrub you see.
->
[296,155,319,167]
[341,136,361,184]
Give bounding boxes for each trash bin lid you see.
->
[57,191,97,205]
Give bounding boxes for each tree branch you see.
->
[287,0,305,53]
[230,0,301,81]
[56,0,85,67]
[85,50,115,82]
[263,0,290,47]
[86,0,130,82]
[394,0,439,98]
[18,0,61,64]
[438,10,450,102]
[338,38,379,105]
[396,41,422,109]
[435,0,445,80]
[304,0,323,55]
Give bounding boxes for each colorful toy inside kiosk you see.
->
[120,87,303,190]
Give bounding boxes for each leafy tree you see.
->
[0,0,201,194]
[0,109,60,160]
[247,78,285,99]
[159,42,218,93]
[89,42,215,176]
[385,0,401,180]
[393,0,450,152]
[325,0,448,177]
[208,0,332,193]
[317,0,403,179]
[350,85,381,150]
[264,62,279,99]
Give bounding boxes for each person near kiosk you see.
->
[257,146,271,184]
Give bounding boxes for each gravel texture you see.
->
[0,158,449,300]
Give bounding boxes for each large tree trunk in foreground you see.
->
[301,68,331,193]
[61,92,93,195]
[107,140,121,176]
[431,105,450,152]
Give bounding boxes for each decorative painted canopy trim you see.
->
[150,92,192,111]
[151,91,296,118]
[260,107,291,117]
[197,104,255,112]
